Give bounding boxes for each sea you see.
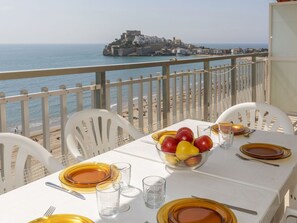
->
[0,43,267,131]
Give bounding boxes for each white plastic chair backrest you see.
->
[280,207,297,223]
[65,109,144,161]
[216,102,294,135]
[0,133,63,194]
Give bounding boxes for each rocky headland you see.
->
[103,30,267,57]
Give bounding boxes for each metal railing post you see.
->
[20,89,31,180]
[186,70,190,118]
[162,65,170,127]
[95,71,106,109]
[59,85,67,156]
[0,92,5,177]
[179,73,184,120]
[0,92,6,132]
[192,69,197,119]
[117,78,123,137]
[138,76,144,132]
[231,58,237,105]
[41,87,50,152]
[203,61,210,121]
[251,56,257,102]
[157,74,162,129]
[117,78,123,115]
[20,90,29,137]
[147,75,153,132]
[76,83,83,111]
[128,77,134,125]
[106,80,111,110]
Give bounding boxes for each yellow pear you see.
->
[176,141,199,161]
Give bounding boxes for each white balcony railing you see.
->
[0,53,268,163]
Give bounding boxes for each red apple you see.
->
[177,127,194,136]
[161,136,178,153]
[176,129,194,143]
[194,135,213,152]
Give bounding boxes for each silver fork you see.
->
[235,153,279,167]
[43,206,56,217]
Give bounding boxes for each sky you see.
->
[0,0,275,44]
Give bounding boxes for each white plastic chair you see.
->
[65,109,144,162]
[216,102,294,135]
[0,133,63,194]
[280,207,297,223]
[217,102,295,222]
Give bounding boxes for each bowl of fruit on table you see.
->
[154,127,213,169]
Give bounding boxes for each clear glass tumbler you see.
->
[218,122,234,149]
[197,124,212,137]
[96,183,121,219]
[112,162,131,193]
[142,176,166,209]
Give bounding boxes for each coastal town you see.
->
[103,30,268,57]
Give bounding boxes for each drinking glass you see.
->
[112,162,131,193]
[142,176,166,209]
[218,122,234,149]
[96,183,121,219]
[197,124,212,137]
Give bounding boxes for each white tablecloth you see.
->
[0,119,296,223]
[121,119,297,202]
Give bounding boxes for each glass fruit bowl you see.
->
[156,143,210,170]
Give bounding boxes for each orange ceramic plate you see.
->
[231,124,245,134]
[28,214,94,223]
[157,198,237,223]
[64,163,111,186]
[152,130,177,143]
[240,143,291,160]
[59,162,120,192]
[212,124,249,136]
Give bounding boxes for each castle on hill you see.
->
[103,30,196,56]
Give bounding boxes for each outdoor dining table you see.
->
[0,119,295,223]
[122,119,297,202]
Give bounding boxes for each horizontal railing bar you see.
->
[109,75,162,87]
[108,68,206,88]
[0,85,100,103]
[0,53,268,81]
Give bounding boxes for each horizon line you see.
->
[0,42,268,45]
